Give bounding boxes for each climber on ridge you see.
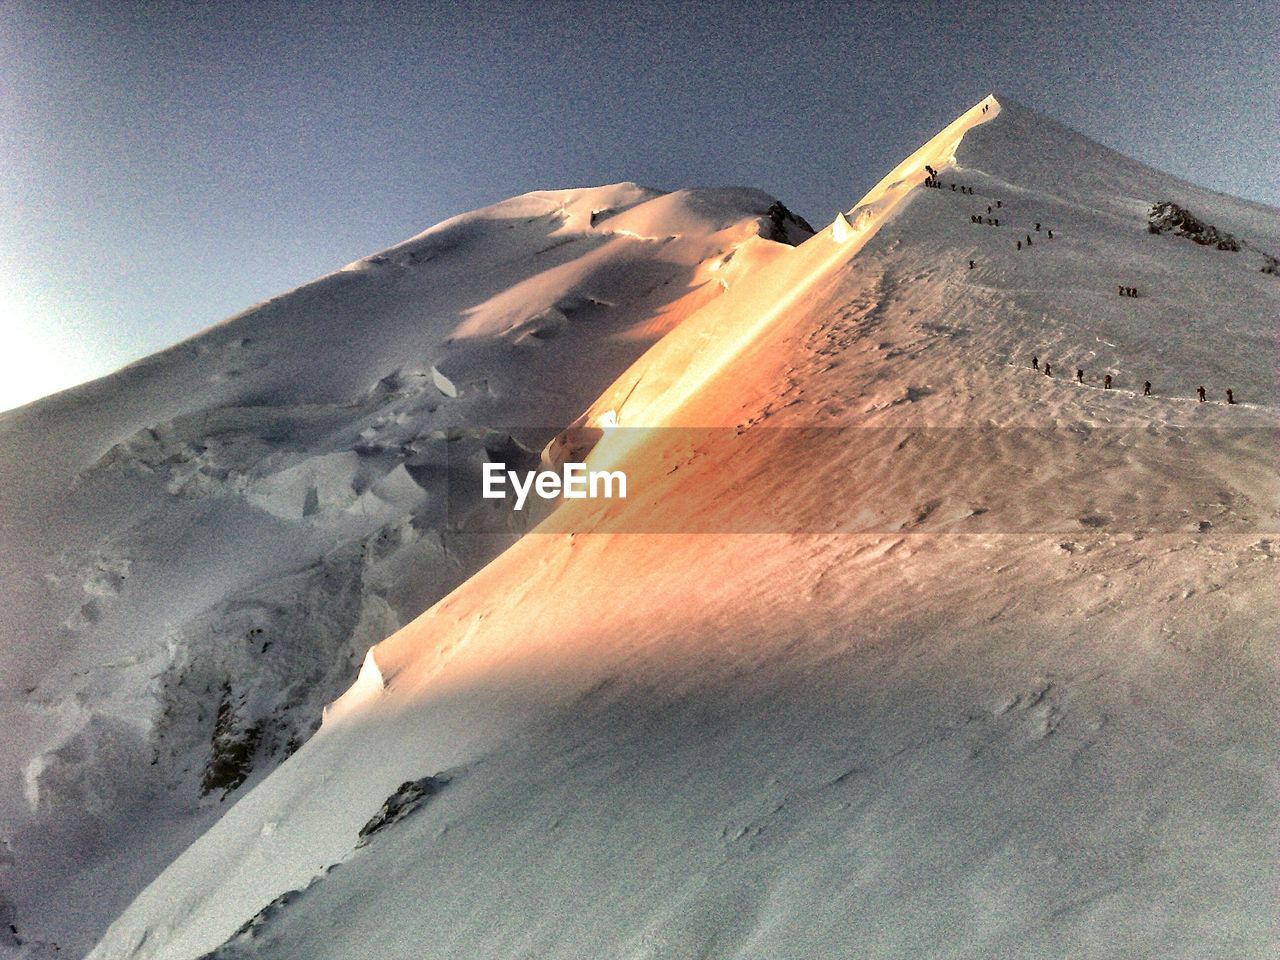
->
[1104,374,1112,389]
[1226,389,1235,405]
[1076,368,1084,383]
[1032,356,1039,370]
[1143,381,1151,396]
[1197,386,1206,402]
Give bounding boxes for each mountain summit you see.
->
[5,96,1278,960]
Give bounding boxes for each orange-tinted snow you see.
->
[90,97,1279,960]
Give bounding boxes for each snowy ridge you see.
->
[0,183,811,956]
[84,97,1278,960]
[566,95,1001,437]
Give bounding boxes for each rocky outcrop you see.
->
[1147,200,1241,250]
[764,201,816,245]
[357,775,451,845]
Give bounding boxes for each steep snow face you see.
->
[87,96,1280,960]
[573,96,1002,434]
[943,98,1279,409]
[0,183,811,956]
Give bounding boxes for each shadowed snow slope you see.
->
[0,183,811,957]
[88,96,1279,960]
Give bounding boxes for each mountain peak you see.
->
[5,94,1277,960]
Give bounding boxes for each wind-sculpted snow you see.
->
[0,182,810,956]
[87,96,1279,960]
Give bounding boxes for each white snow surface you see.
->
[0,182,809,957]
[11,95,1280,960]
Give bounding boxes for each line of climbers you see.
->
[924,178,974,194]
[939,168,1147,315]
[1030,356,1236,404]
[959,178,1236,406]
[922,165,977,193]
[1015,221,1054,250]
[968,217,1053,266]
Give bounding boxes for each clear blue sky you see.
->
[2,0,1275,410]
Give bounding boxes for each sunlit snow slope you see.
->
[90,96,1280,960]
[0,184,813,957]
[92,95,1280,960]
[65,96,1280,960]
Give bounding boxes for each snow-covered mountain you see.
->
[8,95,1280,959]
[0,184,813,957]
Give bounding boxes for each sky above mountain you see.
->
[2,0,1275,412]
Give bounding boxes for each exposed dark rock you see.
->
[764,201,816,246]
[357,775,451,845]
[196,870,334,959]
[1148,201,1240,251]
[200,682,263,798]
